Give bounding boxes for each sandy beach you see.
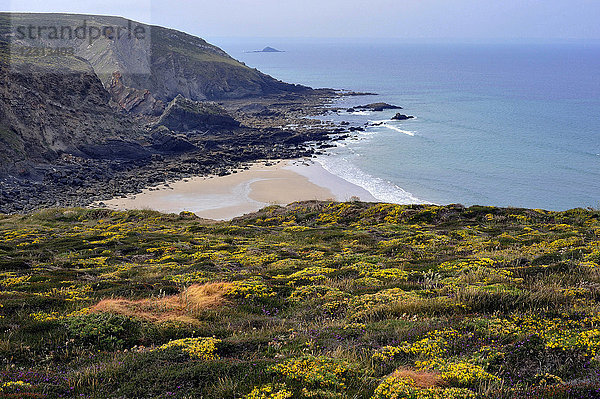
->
[96,160,377,220]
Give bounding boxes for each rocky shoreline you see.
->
[0,73,413,215]
[0,89,369,214]
[0,14,416,215]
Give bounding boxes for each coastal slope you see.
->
[0,203,599,397]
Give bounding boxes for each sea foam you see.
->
[315,156,425,204]
[381,124,415,136]
[368,119,415,136]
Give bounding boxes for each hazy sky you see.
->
[6,0,600,41]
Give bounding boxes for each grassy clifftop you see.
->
[1,202,599,398]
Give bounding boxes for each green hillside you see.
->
[1,202,599,398]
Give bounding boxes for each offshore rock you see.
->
[391,113,415,121]
[355,103,403,112]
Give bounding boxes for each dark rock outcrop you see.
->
[150,127,197,153]
[355,103,403,112]
[237,103,270,114]
[391,113,415,121]
[79,139,152,161]
[156,95,240,132]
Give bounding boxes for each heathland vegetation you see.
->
[1,202,600,398]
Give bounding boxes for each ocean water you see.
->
[213,39,600,210]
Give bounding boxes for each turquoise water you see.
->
[214,39,600,210]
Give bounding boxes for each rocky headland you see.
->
[0,13,406,214]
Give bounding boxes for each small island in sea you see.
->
[247,46,285,53]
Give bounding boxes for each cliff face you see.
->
[128,25,307,102]
[3,13,309,105]
[0,12,323,182]
[0,57,140,173]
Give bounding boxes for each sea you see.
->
[212,38,600,211]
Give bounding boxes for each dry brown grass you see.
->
[390,368,443,388]
[91,282,232,323]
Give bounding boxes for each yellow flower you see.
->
[372,373,476,399]
[245,384,293,399]
[1,381,32,392]
[440,362,500,387]
[157,337,221,360]
[225,278,275,300]
[271,356,350,390]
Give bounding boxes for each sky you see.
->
[5,0,600,42]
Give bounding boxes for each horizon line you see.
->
[3,11,600,44]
